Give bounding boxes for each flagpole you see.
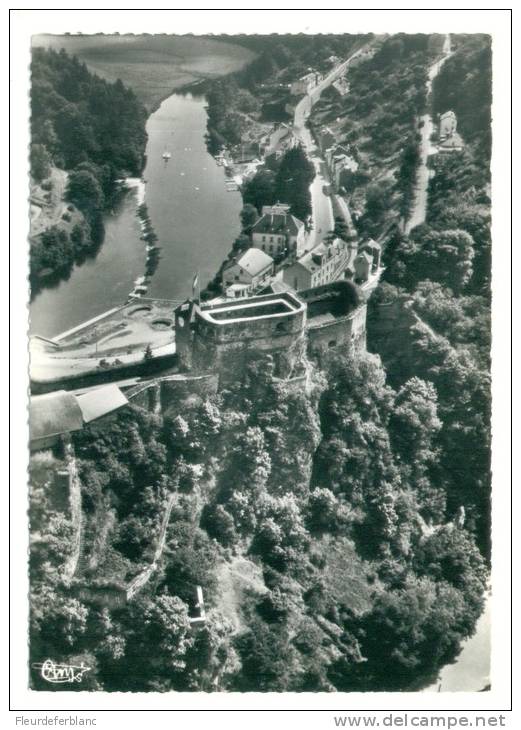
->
[197,270,201,304]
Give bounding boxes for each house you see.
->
[437,111,464,153]
[317,127,337,155]
[439,110,457,140]
[331,152,359,188]
[360,239,382,271]
[231,143,260,164]
[325,144,359,188]
[282,238,351,291]
[261,123,298,158]
[332,76,350,97]
[324,144,358,182]
[438,132,464,153]
[290,70,323,96]
[251,203,306,257]
[326,55,341,68]
[222,248,274,295]
[354,250,373,284]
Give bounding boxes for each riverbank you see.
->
[29,91,243,338]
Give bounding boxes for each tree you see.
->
[413,526,487,609]
[233,618,301,691]
[410,227,475,293]
[66,169,104,216]
[306,487,351,533]
[239,203,259,233]
[120,593,194,690]
[242,169,276,213]
[143,344,153,361]
[273,145,315,221]
[343,572,483,692]
[200,503,236,547]
[389,377,441,464]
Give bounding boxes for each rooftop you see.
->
[362,238,381,250]
[76,384,128,423]
[30,390,84,442]
[252,208,304,237]
[299,280,362,327]
[226,248,274,277]
[356,251,373,263]
[291,239,347,274]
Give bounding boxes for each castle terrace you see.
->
[30,298,180,388]
[199,294,302,324]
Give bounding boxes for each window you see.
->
[234,275,239,281]
[262,235,266,242]
[262,245,266,251]
[328,340,337,348]
[270,236,274,243]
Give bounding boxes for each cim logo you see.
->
[33,659,91,684]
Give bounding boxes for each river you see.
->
[29,92,242,338]
[422,592,491,692]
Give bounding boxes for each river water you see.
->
[422,592,491,693]
[29,92,242,337]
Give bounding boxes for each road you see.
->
[292,41,374,248]
[404,34,452,234]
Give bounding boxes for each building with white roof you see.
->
[222,248,275,296]
[30,385,129,451]
[76,384,129,423]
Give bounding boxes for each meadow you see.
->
[32,34,256,109]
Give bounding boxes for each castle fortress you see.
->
[175,280,367,384]
[29,280,369,449]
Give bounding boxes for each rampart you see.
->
[125,372,219,418]
[175,292,307,383]
[299,280,367,356]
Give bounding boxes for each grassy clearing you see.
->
[319,535,378,615]
[214,556,268,634]
[32,34,256,110]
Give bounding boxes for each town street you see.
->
[293,41,374,248]
[405,34,452,234]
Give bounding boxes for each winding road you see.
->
[404,34,452,234]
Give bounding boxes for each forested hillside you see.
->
[30,351,486,692]
[30,48,147,288]
[310,33,441,234]
[369,33,492,554]
[204,33,370,154]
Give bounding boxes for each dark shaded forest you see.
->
[369,34,492,555]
